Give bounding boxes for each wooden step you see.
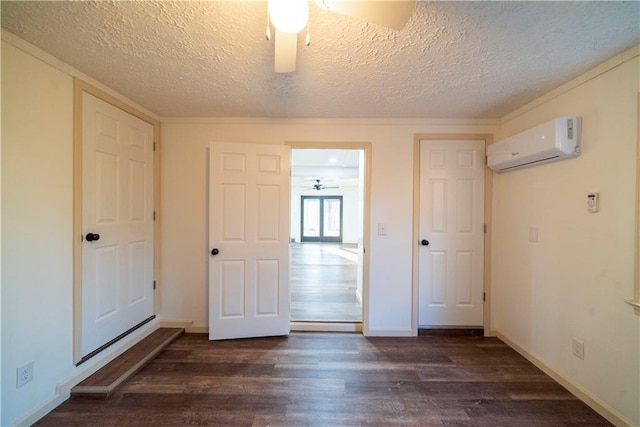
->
[71,327,184,397]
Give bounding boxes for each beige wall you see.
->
[0,35,3,421]
[1,38,160,426]
[491,57,640,425]
[1,40,75,425]
[159,120,497,333]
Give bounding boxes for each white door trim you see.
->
[72,79,161,364]
[286,141,372,334]
[411,134,494,336]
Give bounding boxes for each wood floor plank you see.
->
[70,328,184,396]
[38,333,611,426]
[291,243,362,322]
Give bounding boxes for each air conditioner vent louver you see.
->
[499,155,560,172]
[488,116,581,173]
[567,119,574,139]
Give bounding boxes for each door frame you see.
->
[412,134,494,336]
[300,195,344,243]
[72,79,161,364]
[286,141,371,333]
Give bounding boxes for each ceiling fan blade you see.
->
[320,1,415,31]
[274,30,298,73]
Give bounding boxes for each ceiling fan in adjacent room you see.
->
[312,179,339,191]
[266,0,416,73]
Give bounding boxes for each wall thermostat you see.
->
[587,193,599,213]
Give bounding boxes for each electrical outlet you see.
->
[571,338,585,360]
[16,361,34,388]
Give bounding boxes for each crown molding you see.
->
[2,29,160,121]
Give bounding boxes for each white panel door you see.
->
[418,139,485,326]
[209,142,291,340]
[81,93,154,357]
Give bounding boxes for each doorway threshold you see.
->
[291,321,362,333]
[418,327,484,336]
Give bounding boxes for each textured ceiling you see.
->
[1,1,639,119]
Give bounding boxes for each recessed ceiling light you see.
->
[328,157,337,164]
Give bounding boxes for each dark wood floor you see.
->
[37,333,610,426]
[291,243,362,322]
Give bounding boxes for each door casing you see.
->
[412,134,494,336]
[287,141,371,334]
[72,79,160,364]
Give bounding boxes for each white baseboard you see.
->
[159,318,207,333]
[485,328,498,337]
[290,322,362,333]
[364,328,414,337]
[186,325,208,333]
[495,330,633,427]
[10,392,69,427]
[11,319,160,427]
[159,319,194,329]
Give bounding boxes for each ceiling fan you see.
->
[312,179,339,191]
[266,0,416,73]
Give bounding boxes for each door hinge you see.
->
[153,211,156,221]
[485,155,488,165]
[483,292,486,302]
[484,224,487,233]
[153,280,156,290]
[153,141,156,152]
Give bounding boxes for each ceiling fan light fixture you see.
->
[268,0,309,34]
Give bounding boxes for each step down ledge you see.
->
[71,327,184,397]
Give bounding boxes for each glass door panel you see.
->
[302,198,320,238]
[323,198,341,237]
[301,196,342,242]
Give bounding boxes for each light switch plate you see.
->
[377,223,387,236]
[587,192,599,213]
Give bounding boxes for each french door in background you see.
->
[300,196,343,243]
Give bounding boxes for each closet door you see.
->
[80,92,154,358]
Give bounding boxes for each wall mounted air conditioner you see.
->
[488,116,582,173]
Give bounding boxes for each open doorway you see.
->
[290,149,365,324]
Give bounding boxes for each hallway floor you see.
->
[290,243,362,322]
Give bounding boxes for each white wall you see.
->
[1,40,75,425]
[290,185,360,244]
[159,120,497,334]
[0,40,3,421]
[491,56,640,425]
[0,37,160,426]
